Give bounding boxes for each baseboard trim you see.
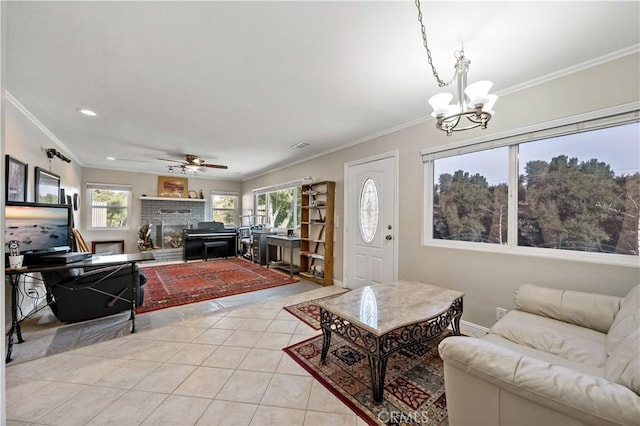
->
[460,320,489,338]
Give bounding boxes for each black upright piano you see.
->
[183,222,238,261]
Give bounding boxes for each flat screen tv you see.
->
[5,202,72,265]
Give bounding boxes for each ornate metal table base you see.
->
[320,296,463,403]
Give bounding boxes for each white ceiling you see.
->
[6,1,639,180]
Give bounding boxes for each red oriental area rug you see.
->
[137,258,298,313]
[284,331,450,426]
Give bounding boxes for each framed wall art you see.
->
[158,176,188,198]
[5,155,28,202]
[35,167,61,204]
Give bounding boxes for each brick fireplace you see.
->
[140,197,206,262]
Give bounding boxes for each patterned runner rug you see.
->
[284,331,450,425]
[283,293,346,329]
[137,258,298,313]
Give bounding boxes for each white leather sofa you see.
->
[438,283,640,426]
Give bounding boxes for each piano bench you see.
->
[203,241,228,261]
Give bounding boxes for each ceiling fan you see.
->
[156,154,228,172]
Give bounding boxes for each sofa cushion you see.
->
[515,284,621,333]
[482,334,605,378]
[489,310,608,368]
[605,284,640,394]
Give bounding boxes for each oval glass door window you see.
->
[359,178,379,243]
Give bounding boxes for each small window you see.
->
[211,193,239,226]
[86,183,131,230]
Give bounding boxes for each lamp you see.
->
[415,0,498,136]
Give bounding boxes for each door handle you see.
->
[385,235,393,240]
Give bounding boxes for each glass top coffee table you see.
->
[317,281,464,403]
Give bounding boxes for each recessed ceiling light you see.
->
[106,156,116,160]
[77,108,98,117]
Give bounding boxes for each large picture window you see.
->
[86,183,131,230]
[253,182,302,230]
[423,106,639,265]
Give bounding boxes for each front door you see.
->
[344,152,397,288]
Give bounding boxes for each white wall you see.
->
[81,168,242,252]
[3,52,639,331]
[243,52,640,328]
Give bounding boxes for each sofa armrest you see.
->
[439,336,640,426]
[515,284,621,333]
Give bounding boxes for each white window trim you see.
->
[252,179,307,231]
[86,182,132,231]
[210,191,240,226]
[422,102,640,268]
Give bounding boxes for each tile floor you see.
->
[5,283,366,426]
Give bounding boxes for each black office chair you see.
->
[41,264,147,323]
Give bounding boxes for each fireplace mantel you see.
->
[140,196,205,202]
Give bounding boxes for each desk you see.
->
[318,281,464,403]
[4,252,154,363]
[266,235,300,277]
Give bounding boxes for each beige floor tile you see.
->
[223,330,264,347]
[133,363,197,394]
[237,348,283,373]
[227,307,281,320]
[6,381,86,422]
[303,411,358,426]
[71,336,130,357]
[202,345,250,369]
[181,314,225,328]
[216,370,273,403]
[265,319,299,334]
[253,332,294,350]
[88,390,168,425]
[107,339,187,362]
[196,400,258,426]
[45,355,127,384]
[94,359,162,389]
[294,322,320,335]
[5,377,52,409]
[237,318,271,332]
[306,381,354,415]
[138,325,206,343]
[260,373,313,409]
[37,386,126,426]
[275,310,298,321]
[193,328,234,345]
[141,394,211,425]
[174,366,234,399]
[210,316,247,330]
[167,343,219,365]
[275,354,311,376]
[250,405,306,426]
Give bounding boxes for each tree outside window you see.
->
[429,121,639,258]
[212,193,239,226]
[87,184,131,229]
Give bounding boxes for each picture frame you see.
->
[158,176,188,198]
[5,155,28,202]
[35,167,61,204]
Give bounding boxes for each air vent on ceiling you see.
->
[291,142,310,149]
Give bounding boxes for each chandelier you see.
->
[415,0,498,136]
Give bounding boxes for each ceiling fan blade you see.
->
[156,157,187,165]
[202,164,228,169]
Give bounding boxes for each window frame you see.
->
[210,191,240,226]
[85,182,132,231]
[422,102,640,267]
[252,179,305,231]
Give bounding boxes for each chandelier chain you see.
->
[415,0,454,88]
